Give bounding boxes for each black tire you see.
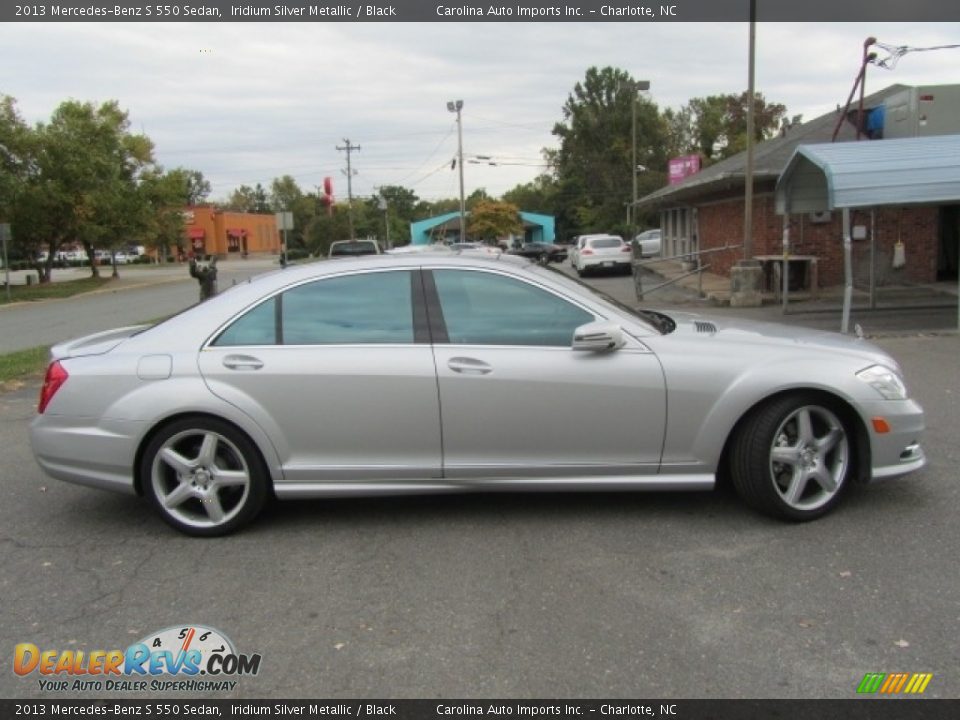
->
[730,394,852,521]
[141,416,269,536]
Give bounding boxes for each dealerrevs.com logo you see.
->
[14,624,262,693]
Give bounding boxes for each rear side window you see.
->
[283,272,412,344]
[214,271,414,346]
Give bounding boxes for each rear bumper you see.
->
[30,414,141,494]
[579,255,632,270]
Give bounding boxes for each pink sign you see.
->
[668,154,702,185]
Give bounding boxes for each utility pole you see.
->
[729,0,763,308]
[630,80,650,237]
[447,100,465,243]
[337,138,360,238]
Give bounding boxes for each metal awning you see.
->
[776,135,960,214]
[775,135,960,332]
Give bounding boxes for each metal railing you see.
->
[631,243,742,300]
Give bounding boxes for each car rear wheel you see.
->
[141,417,269,536]
[730,395,852,521]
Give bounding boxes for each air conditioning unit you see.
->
[809,211,832,224]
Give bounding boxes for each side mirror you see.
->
[572,321,626,352]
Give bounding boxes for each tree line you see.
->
[0,67,786,281]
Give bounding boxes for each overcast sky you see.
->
[1,21,958,203]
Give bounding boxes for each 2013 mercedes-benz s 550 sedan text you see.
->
[30,253,926,536]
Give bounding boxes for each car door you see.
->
[425,268,666,480]
[198,269,442,483]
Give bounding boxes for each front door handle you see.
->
[223,354,264,371]
[447,357,492,375]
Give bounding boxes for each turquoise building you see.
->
[409,211,556,246]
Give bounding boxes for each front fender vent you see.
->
[694,321,718,334]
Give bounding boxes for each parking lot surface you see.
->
[1,258,958,699]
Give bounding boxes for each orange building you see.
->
[183,206,281,259]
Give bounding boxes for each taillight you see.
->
[38,361,68,414]
[621,245,632,252]
[582,249,594,255]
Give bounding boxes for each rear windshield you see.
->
[590,238,622,248]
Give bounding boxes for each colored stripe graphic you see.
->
[858,672,932,694]
[857,673,885,693]
[904,673,933,694]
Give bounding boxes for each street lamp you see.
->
[447,99,466,243]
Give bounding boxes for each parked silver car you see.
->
[634,229,662,258]
[30,254,925,535]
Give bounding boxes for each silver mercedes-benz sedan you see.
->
[30,253,926,536]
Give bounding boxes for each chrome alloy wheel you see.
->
[149,429,252,530]
[768,405,849,512]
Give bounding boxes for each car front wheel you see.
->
[141,417,269,536]
[730,395,852,521]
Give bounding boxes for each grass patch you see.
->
[1,275,113,305]
[0,345,49,393]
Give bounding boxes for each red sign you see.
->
[668,154,702,185]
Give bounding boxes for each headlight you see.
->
[857,365,908,400]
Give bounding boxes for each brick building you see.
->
[635,84,960,290]
[183,206,281,259]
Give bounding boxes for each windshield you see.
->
[535,264,675,335]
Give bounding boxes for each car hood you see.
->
[663,311,894,367]
[50,325,149,360]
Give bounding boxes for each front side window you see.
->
[432,270,593,347]
[214,271,414,346]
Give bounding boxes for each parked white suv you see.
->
[572,234,632,276]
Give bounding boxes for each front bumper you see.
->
[864,398,927,481]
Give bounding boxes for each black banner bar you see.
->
[4,0,960,23]
[2,699,959,720]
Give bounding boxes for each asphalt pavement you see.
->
[1,255,958,700]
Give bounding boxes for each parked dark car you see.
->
[329,240,381,258]
[508,242,567,264]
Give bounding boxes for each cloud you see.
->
[2,21,958,201]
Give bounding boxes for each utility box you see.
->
[882,85,960,139]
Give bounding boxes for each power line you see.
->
[871,41,960,70]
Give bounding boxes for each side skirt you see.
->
[273,474,715,500]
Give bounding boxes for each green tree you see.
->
[674,92,787,160]
[0,96,32,225]
[551,67,669,239]
[224,183,270,213]
[139,168,192,262]
[466,200,522,243]
[377,185,419,220]
[502,174,558,216]
[10,100,157,281]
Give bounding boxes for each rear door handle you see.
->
[223,354,264,371]
[447,357,492,375]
